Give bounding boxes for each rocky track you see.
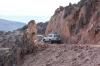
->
[20,44,100,66]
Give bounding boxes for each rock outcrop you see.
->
[19,21,48,35]
[37,22,48,35]
[24,20,37,43]
[46,0,100,44]
[0,20,37,66]
[0,48,13,66]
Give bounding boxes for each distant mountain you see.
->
[0,19,25,31]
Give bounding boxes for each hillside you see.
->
[0,0,100,66]
[0,19,25,31]
[46,0,100,44]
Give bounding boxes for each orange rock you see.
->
[46,0,100,44]
[25,20,37,44]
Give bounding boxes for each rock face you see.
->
[0,20,37,66]
[0,48,13,66]
[46,0,100,44]
[37,22,48,35]
[25,20,37,43]
[19,21,48,35]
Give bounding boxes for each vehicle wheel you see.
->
[49,39,53,44]
[57,40,61,44]
[43,39,46,42]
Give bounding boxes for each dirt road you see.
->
[20,44,100,66]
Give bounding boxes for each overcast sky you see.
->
[0,0,80,23]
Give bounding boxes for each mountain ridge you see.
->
[0,19,25,31]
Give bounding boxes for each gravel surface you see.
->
[20,44,100,66]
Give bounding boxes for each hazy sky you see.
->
[0,0,80,23]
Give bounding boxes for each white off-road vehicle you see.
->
[43,32,61,44]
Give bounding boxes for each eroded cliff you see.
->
[46,0,100,44]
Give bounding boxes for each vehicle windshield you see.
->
[48,33,60,37]
[54,34,60,37]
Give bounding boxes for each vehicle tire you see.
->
[57,40,61,44]
[43,39,46,42]
[49,39,53,44]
